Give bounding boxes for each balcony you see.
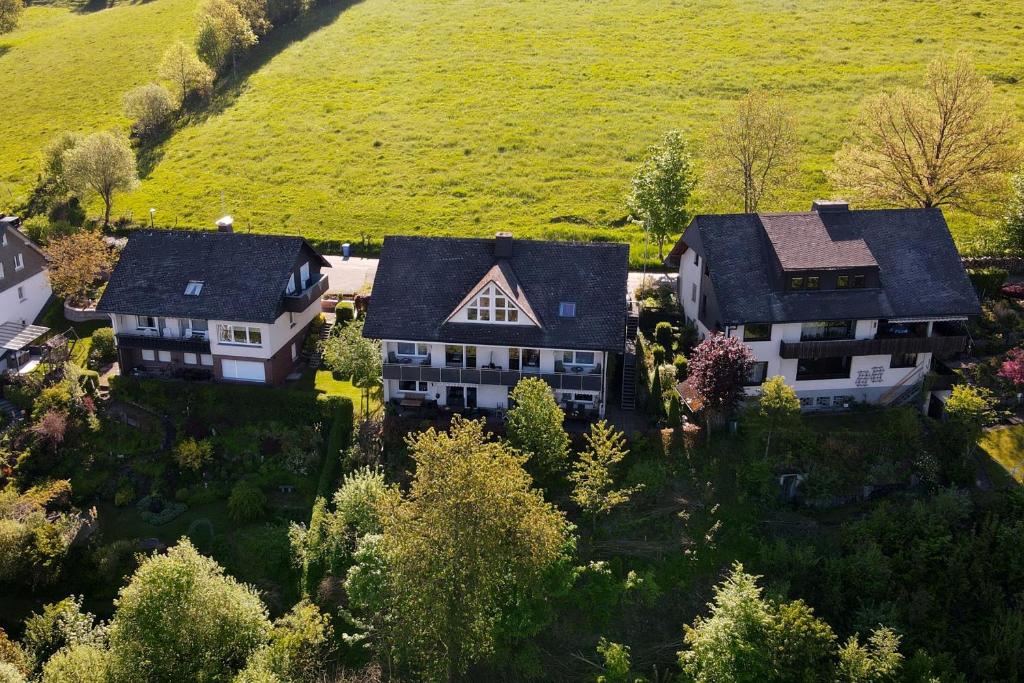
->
[779,332,967,360]
[116,332,211,354]
[383,363,603,392]
[283,273,329,313]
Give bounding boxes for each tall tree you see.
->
[123,84,174,140]
[62,131,138,227]
[627,130,697,260]
[158,42,215,106]
[44,231,113,306]
[569,420,638,526]
[195,0,257,75]
[107,539,270,682]
[373,417,570,681]
[321,319,381,415]
[830,52,1021,215]
[0,0,22,34]
[1002,168,1024,254]
[687,334,756,439]
[40,132,83,200]
[506,376,570,474]
[752,375,801,458]
[941,384,996,461]
[705,90,796,213]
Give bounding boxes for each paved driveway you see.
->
[322,255,378,295]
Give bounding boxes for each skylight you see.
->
[559,302,576,317]
[184,280,204,296]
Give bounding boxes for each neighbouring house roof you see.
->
[0,218,49,295]
[363,235,629,351]
[0,322,48,351]
[97,229,329,324]
[666,208,980,325]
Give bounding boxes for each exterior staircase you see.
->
[620,300,641,411]
[0,397,23,428]
[880,365,926,408]
[304,319,334,369]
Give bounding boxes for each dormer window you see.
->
[184,280,204,296]
[806,276,820,290]
[837,275,849,289]
[559,302,576,317]
[467,284,519,323]
[852,274,866,288]
[790,277,804,290]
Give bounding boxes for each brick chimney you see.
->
[494,231,513,259]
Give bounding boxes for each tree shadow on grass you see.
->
[185,0,363,127]
[71,0,154,13]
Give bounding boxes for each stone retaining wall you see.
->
[63,301,109,323]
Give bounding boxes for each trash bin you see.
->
[342,242,351,258]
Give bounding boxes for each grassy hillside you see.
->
[6,0,1024,263]
[0,0,196,204]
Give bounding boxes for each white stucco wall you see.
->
[0,269,51,326]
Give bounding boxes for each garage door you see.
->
[221,359,266,383]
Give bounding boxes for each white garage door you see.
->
[221,359,266,383]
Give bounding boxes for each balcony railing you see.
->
[779,333,967,360]
[383,363,603,392]
[116,333,211,354]
[283,273,329,312]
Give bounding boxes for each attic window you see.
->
[559,302,576,317]
[184,280,204,296]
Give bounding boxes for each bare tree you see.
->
[705,90,796,213]
[830,52,1022,215]
[158,41,215,105]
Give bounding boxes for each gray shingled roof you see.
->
[673,208,980,324]
[362,236,629,351]
[97,230,328,323]
[760,212,878,270]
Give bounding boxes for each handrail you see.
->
[879,365,926,405]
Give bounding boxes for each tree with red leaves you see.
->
[687,333,756,440]
[998,348,1024,388]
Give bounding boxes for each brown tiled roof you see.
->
[760,212,877,270]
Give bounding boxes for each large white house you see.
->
[0,216,52,373]
[97,220,330,385]
[362,233,629,417]
[666,201,980,410]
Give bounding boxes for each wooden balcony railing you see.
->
[779,334,967,360]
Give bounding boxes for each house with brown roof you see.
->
[665,201,980,411]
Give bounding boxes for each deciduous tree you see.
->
[627,130,697,260]
[569,420,638,525]
[506,376,570,474]
[752,375,801,458]
[830,52,1021,215]
[158,42,215,105]
[123,84,174,140]
[999,347,1024,387]
[195,0,258,75]
[705,90,796,213]
[40,132,83,200]
[0,0,22,34]
[1003,169,1024,254]
[321,319,381,415]
[62,131,138,227]
[687,334,755,439]
[44,231,112,306]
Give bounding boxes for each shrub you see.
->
[968,267,1008,298]
[673,354,688,381]
[1000,283,1024,299]
[228,481,266,523]
[90,328,116,364]
[335,301,355,324]
[134,496,187,525]
[655,321,675,351]
[114,483,135,507]
[123,84,174,139]
[315,396,355,498]
[651,343,666,366]
[174,438,213,471]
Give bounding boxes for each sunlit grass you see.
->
[981,425,1024,485]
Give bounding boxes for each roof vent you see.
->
[811,200,849,213]
[494,232,513,259]
[216,215,234,233]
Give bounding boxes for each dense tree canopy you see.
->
[506,377,570,474]
[627,130,697,260]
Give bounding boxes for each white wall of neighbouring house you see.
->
[0,269,51,326]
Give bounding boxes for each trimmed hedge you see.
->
[315,395,355,498]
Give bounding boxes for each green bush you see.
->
[968,267,1008,298]
[90,328,117,364]
[651,343,666,367]
[315,396,355,498]
[114,483,135,507]
[175,487,190,503]
[335,301,355,324]
[174,438,213,471]
[135,496,187,525]
[673,354,688,381]
[228,480,266,523]
[655,321,675,352]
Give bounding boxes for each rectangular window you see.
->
[836,275,850,289]
[184,280,203,296]
[184,353,198,365]
[562,350,596,366]
[573,393,596,404]
[559,302,576,318]
[466,346,477,368]
[742,323,772,342]
[852,274,866,288]
[796,356,852,381]
[141,349,155,361]
[800,320,854,341]
[158,350,172,362]
[806,276,820,290]
[522,348,540,371]
[136,315,157,331]
[833,395,853,407]
[16,286,25,302]
[693,252,699,266]
[790,277,804,290]
[398,380,429,392]
[745,361,768,386]
[890,352,918,369]
[508,347,520,370]
[445,345,464,367]
[816,396,832,408]
[691,282,697,302]
[200,354,214,366]
[14,253,23,271]
[218,325,263,346]
[0,263,4,278]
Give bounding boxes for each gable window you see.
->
[836,275,850,289]
[891,352,918,369]
[136,315,157,332]
[467,284,520,323]
[806,276,820,290]
[300,262,311,289]
[13,253,23,271]
[745,361,768,386]
[852,274,866,288]
[396,342,429,357]
[743,323,772,342]
[558,301,576,318]
[790,277,804,290]
[218,324,262,346]
[184,280,204,296]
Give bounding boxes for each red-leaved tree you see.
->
[998,348,1024,387]
[687,333,756,439]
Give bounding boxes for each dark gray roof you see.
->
[674,208,980,324]
[97,230,328,323]
[363,236,629,351]
[760,212,877,270]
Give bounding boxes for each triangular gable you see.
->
[444,260,541,327]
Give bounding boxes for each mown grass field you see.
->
[5,0,1024,263]
[0,0,196,202]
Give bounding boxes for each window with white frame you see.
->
[17,286,25,302]
[508,347,540,372]
[184,353,198,365]
[141,349,155,361]
[466,285,520,323]
[200,354,214,366]
[158,350,172,362]
[184,280,203,296]
[136,315,158,331]
[218,324,263,346]
[13,253,23,271]
[398,380,429,393]
[396,342,429,357]
[561,350,596,366]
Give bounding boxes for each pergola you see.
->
[0,321,50,374]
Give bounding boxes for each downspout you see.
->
[601,350,608,418]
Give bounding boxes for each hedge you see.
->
[315,394,354,498]
[967,267,1009,298]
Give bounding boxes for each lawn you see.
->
[291,368,381,415]
[0,0,196,207]
[34,297,110,365]
[981,425,1024,484]
[103,0,1024,263]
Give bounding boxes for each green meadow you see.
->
[5,0,1024,262]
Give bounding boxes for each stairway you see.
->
[880,365,926,408]
[304,320,334,369]
[620,343,637,411]
[0,398,23,426]
[626,302,639,340]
